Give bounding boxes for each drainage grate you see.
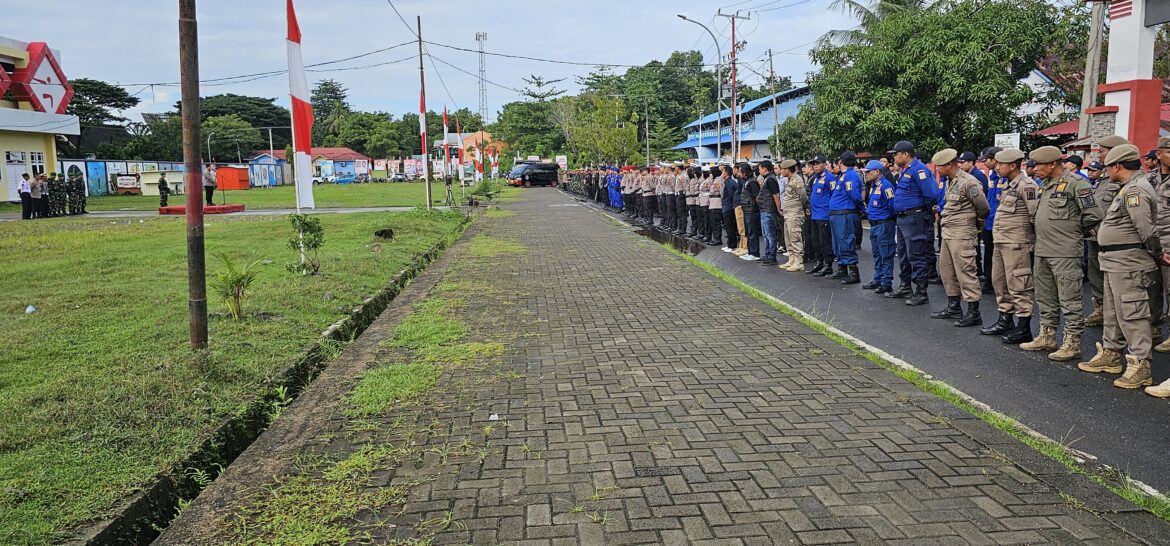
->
[634,466,682,477]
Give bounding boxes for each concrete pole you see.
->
[179,0,207,349]
[1078,1,1105,139]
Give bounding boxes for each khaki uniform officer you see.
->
[1151,137,1170,358]
[1078,144,1170,390]
[980,148,1040,343]
[779,159,809,272]
[1020,146,1101,360]
[929,149,989,326]
[640,168,656,224]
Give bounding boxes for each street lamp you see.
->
[678,14,723,161]
[206,131,216,164]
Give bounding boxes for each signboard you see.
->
[994,133,1020,150]
[555,155,568,171]
[355,159,369,174]
[373,159,387,171]
[115,174,141,195]
[10,42,73,114]
[1148,0,1170,27]
[527,155,540,161]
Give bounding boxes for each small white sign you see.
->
[555,155,568,170]
[995,133,1021,150]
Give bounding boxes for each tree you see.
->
[202,114,263,163]
[782,0,1057,156]
[121,114,184,161]
[823,0,934,45]
[520,75,566,101]
[64,78,141,154]
[176,94,292,150]
[565,94,639,166]
[492,100,563,159]
[310,79,351,143]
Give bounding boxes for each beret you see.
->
[1104,144,1140,166]
[1028,146,1062,164]
[994,148,1026,163]
[1098,135,1128,149]
[931,148,958,165]
[779,159,798,170]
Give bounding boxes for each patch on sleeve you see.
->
[918,170,927,180]
[1080,194,1097,208]
[1056,182,1067,193]
[845,181,852,191]
[884,188,894,199]
[1077,187,1092,197]
[1126,193,1141,208]
[968,186,981,200]
[1024,188,1037,200]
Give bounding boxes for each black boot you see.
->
[1002,315,1034,344]
[954,301,982,327]
[841,265,861,285]
[807,259,825,275]
[886,282,911,298]
[906,280,930,306]
[980,313,1014,335]
[981,278,994,295]
[831,263,849,279]
[930,296,961,319]
[816,263,836,278]
[862,280,880,290]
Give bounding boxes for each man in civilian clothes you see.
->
[863,160,897,293]
[739,164,762,260]
[722,164,742,251]
[756,160,782,266]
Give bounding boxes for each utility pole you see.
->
[717,10,750,160]
[676,15,724,160]
[179,0,207,350]
[645,98,650,167]
[417,16,432,209]
[768,48,779,158]
[1078,0,1106,139]
[476,32,488,123]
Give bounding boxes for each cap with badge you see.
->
[864,159,884,171]
[958,151,977,162]
[888,140,915,154]
[1064,155,1084,168]
[809,154,827,164]
[994,148,1026,163]
[931,148,958,165]
[1097,135,1128,149]
[1087,160,1104,171]
[1104,144,1140,166]
[839,150,857,162]
[980,146,1003,161]
[1146,150,1159,160]
[1025,160,1036,168]
[1028,146,1062,164]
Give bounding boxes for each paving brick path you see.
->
[161,189,1170,545]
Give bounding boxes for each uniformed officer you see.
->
[640,167,656,225]
[158,173,171,207]
[980,148,1040,343]
[708,165,725,246]
[1018,146,1101,359]
[721,163,741,251]
[696,168,712,241]
[828,151,864,283]
[978,147,1004,294]
[958,152,989,278]
[1085,159,1118,327]
[806,156,834,275]
[657,165,674,231]
[1149,137,1170,355]
[779,159,808,271]
[675,163,690,235]
[929,149,990,326]
[1078,144,1170,390]
[888,141,939,305]
[863,160,897,292]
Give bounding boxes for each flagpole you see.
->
[417,16,431,210]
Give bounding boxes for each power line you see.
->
[427,53,524,95]
[422,40,723,69]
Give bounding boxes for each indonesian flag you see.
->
[455,119,465,169]
[419,84,429,182]
[286,0,314,210]
[442,107,450,177]
[474,146,483,173]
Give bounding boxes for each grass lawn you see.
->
[0,180,468,213]
[0,208,466,544]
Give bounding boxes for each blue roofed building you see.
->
[674,86,811,161]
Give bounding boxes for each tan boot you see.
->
[1020,326,1057,351]
[1077,342,1123,374]
[732,248,747,256]
[1084,298,1103,327]
[1114,355,1153,389]
[1047,334,1081,362]
[1145,378,1170,398]
[784,257,803,272]
[1155,337,1170,354]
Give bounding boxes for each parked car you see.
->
[334,174,357,184]
[509,163,559,187]
[390,173,407,182]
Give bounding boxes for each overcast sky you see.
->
[4,0,855,124]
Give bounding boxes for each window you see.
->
[6,151,25,165]
[29,152,45,175]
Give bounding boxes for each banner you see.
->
[286,0,315,209]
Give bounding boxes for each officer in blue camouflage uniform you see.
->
[887,140,938,305]
[827,151,864,284]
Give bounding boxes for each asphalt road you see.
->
[584,195,1170,493]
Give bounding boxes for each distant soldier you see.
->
[686,168,700,237]
[708,166,725,246]
[640,167,656,225]
[674,163,689,235]
[158,173,171,207]
[48,172,65,217]
[1020,146,1100,360]
[980,148,1039,343]
[1078,144,1170,391]
[697,167,712,240]
[929,149,989,327]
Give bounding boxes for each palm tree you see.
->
[822,0,933,45]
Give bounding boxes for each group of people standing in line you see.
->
[564,135,1170,398]
[17,171,88,220]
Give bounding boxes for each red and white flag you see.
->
[442,107,451,177]
[455,118,465,172]
[419,83,429,182]
[286,0,314,209]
